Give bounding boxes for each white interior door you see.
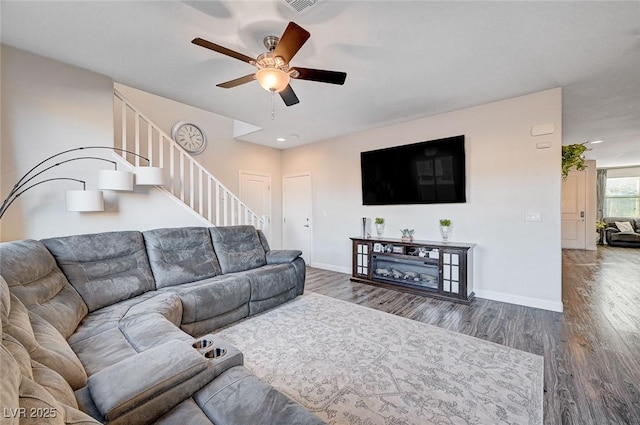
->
[562,169,587,249]
[239,171,271,238]
[283,173,312,263]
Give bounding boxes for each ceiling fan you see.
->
[192,22,347,106]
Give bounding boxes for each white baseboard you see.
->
[474,289,563,313]
[310,262,351,275]
[308,260,564,313]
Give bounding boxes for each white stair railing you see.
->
[114,89,265,229]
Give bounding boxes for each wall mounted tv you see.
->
[361,135,466,205]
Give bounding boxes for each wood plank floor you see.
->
[305,246,640,425]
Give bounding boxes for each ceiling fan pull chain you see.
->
[271,91,276,120]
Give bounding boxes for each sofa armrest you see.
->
[266,250,302,265]
[88,340,207,422]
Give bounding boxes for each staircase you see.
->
[113,89,265,229]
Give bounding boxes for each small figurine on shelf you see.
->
[400,228,415,242]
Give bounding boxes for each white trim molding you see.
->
[474,289,563,313]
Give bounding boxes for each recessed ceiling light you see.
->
[276,137,286,142]
[590,140,604,144]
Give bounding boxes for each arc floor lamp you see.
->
[0,146,164,219]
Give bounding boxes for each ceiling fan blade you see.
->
[291,67,347,85]
[274,22,310,64]
[192,37,255,64]
[216,74,256,89]
[279,85,300,106]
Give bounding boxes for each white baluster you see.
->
[179,152,185,202]
[207,177,212,222]
[147,123,153,166]
[134,113,140,166]
[198,167,203,215]
[216,184,221,226]
[189,159,194,209]
[169,145,175,195]
[121,101,127,159]
[223,191,228,226]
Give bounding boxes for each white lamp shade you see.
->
[98,169,134,191]
[135,167,164,186]
[66,190,104,212]
[255,68,290,92]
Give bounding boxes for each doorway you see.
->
[239,171,271,239]
[562,169,587,249]
[283,173,312,263]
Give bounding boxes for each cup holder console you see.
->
[192,339,213,349]
[204,347,227,359]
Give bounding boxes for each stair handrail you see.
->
[113,89,265,228]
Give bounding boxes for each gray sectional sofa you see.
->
[0,225,324,425]
[603,216,640,247]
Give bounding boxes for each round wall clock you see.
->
[171,121,207,155]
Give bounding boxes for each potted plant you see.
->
[596,219,606,245]
[439,219,452,242]
[400,228,415,242]
[562,143,588,180]
[375,218,385,237]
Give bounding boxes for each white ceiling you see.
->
[1,1,639,167]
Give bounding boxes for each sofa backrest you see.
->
[603,217,640,231]
[209,226,267,274]
[42,231,155,312]
[0,239,88,339]
[143,227,222,288]
[1,277,101,424]
[257,229,271,252]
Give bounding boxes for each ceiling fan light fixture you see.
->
[256,68,290,93]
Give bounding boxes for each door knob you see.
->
[303,224,310,228]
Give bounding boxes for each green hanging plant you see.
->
[562,143,588,180]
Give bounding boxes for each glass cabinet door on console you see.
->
[352,240,370,279]
[350,237,474,304]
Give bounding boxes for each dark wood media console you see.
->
[350,237,475,304]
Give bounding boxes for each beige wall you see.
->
[283,88,564,311]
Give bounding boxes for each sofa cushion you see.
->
[611,232,640,243]
[31,359,78,409]
[266,250,302,264]
[69,293,189,375]
[209,226,267,273]
[42,231,155,312]
[161,274,250,326]
[0,240,87,338]
[0,343,21,425]
[88,340,208,422]
[614,221,634,232]
[242,264,299,301]
[257,229,271,252]
[194,366,326,425]
[155,399,214,425]
[143,227,222,288]
[3,293,87,390]
[18,375,100,425]
[1,276,10,329]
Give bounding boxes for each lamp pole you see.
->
[0,146,151,219]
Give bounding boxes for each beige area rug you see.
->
[214,293,543,425]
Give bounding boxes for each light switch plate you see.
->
[525,211,542,222]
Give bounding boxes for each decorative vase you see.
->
[440,225,451,243]
[401,235,414,242]
[375,223,385,237]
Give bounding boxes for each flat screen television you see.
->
[361,135,466,205]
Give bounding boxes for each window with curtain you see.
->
[604,176,640,217]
